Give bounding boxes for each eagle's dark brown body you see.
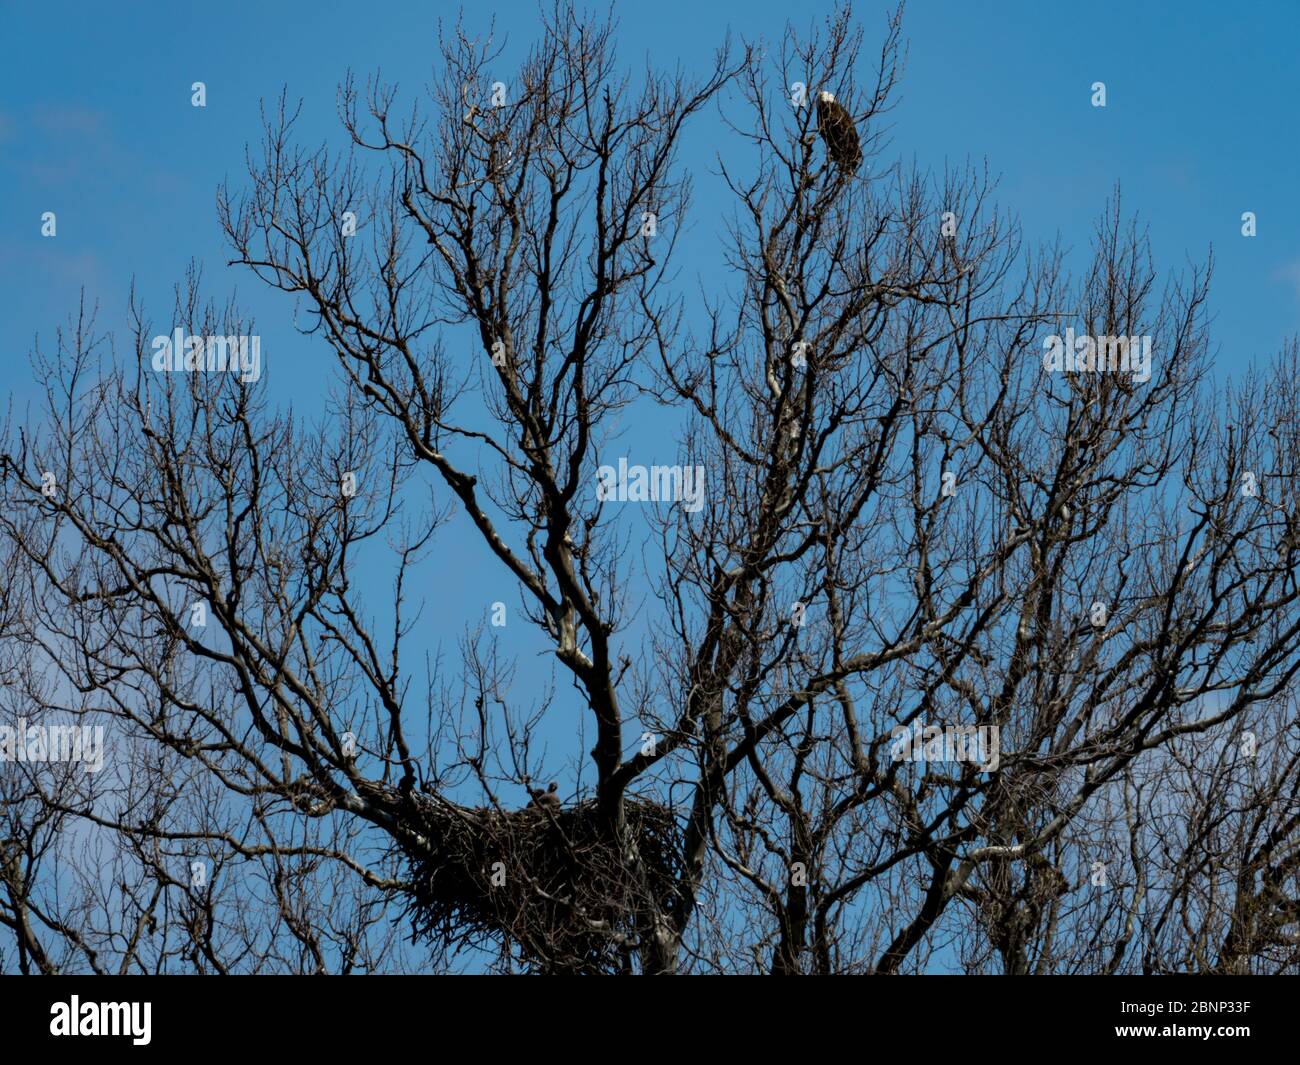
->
[817,92,862,174]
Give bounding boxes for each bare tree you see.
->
[3,3,1300,974]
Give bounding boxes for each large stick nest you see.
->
[377,787,685,973]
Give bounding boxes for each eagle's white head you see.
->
[819,91,835,103]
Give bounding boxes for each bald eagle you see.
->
[817,91,862,174]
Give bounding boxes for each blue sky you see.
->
[2,0,1300,966]
[5,0,1300,396]
[4,0,1300,403]
[4,0,1299,774]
